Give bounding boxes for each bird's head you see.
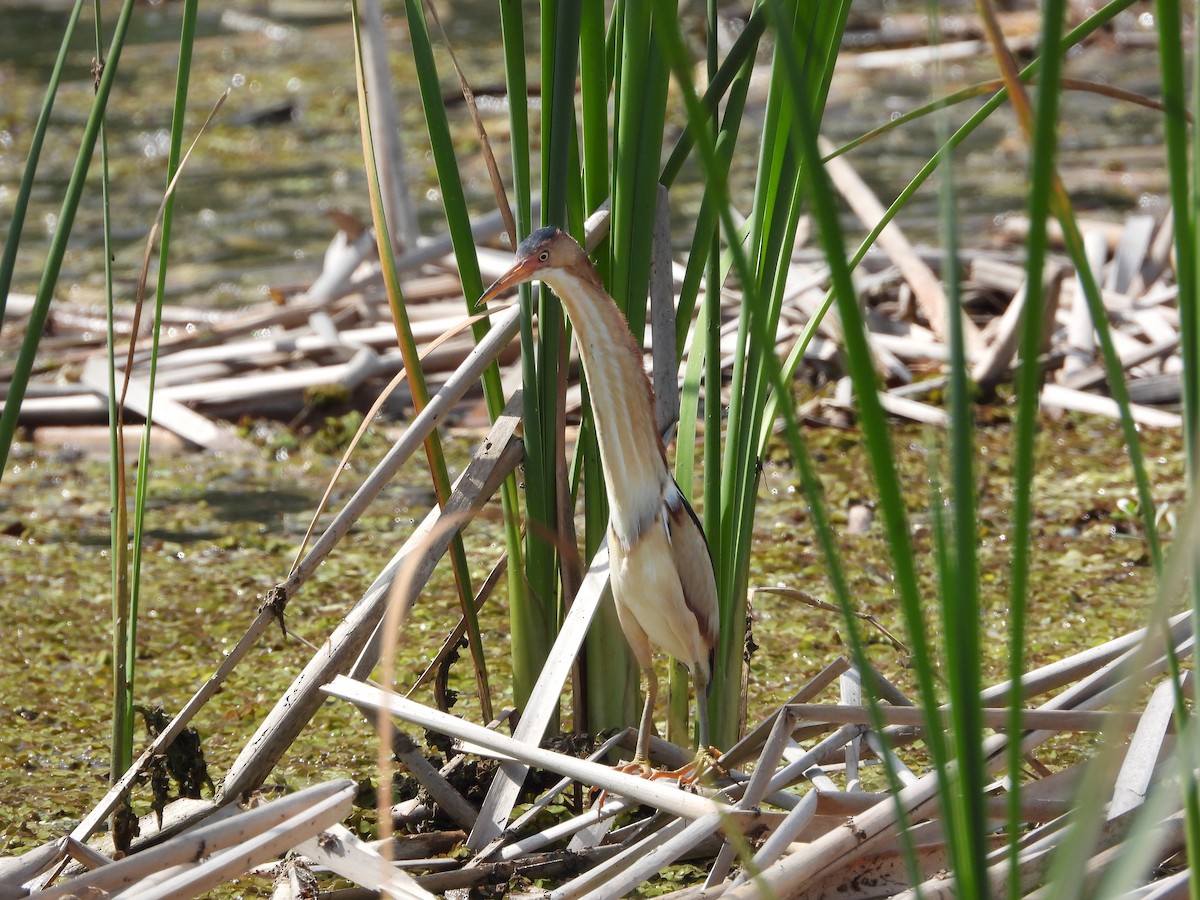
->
[477,226,598,306]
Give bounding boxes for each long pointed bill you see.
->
[477,257,540,307]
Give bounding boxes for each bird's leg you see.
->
[689,668,725,781]
[695,670,711,752]
[632,663,657,772]
[593,666,722,811]
[592,664,658,809]
[657,669,725,787]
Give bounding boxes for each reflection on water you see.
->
[0,0,1169,311]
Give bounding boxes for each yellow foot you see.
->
[612,758,655,779]
[666,746,727,787]
[591,758,653,810]
[591,750,726,809]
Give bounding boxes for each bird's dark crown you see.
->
[517,225,564,258]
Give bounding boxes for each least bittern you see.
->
[479,226,720,774]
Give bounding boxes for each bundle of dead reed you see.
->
[9,595,1186,896]
[2,145,1186,454]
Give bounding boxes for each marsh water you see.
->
[0,0,1172,303]
[0,0,1184,883]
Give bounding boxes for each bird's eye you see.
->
[539,251,549,261]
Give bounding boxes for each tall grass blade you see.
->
[970,0,1182,890]
[1156,0,1198,450]
[1006,0,1067,889]
[497,2,533,237]
[670,1,758,743]
[398,0,535,712]
[92,0,125,784]
[977,0,1161,570]
[745,0,1135,454]
[607,1,666,339]
[928,7,987,887]
[574,1,639,736]
[0,0,86,325]
[491,0,539,709]
[787,0,1138,370]
[1191,9,1200,894]
[511,0,582,710]
[351,0,492,720]
[422,0,514,248]
[0,0,136,477]
[578,2,609,219]
[1192,0,1200,458]
[659,9,766,189]
[715,0,849,749]
[582,0,680,738]
[758,0,940,882]
[1145,0,1200,886]
[114,0,201,781]
[654,0,929,881]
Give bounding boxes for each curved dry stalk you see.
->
[218,401,524,804]
[407,540,512,698]
[287,305,513,575]
[373,499,503,883]
[277,304,520,597]
[753,586,909,654]
[420,0,516,250]
[118,87,229,397]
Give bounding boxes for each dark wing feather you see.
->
[663,478,720,680]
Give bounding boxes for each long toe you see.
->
[694,746,727,782]
[614,757,655,778]
[663,747,726,787]
[592,757,656,810]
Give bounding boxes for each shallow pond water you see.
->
[0,0,1173,308]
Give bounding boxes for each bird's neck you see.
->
[541,269,668,547]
